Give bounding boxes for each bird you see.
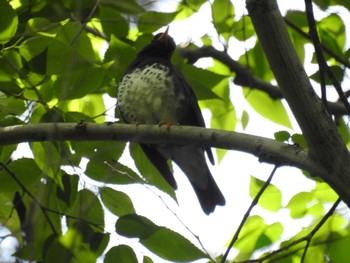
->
[117,27,225,214]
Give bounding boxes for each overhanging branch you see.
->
[0,122,326,177]
[179,46,348,115]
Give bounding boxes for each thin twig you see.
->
[220,165,278,262]
[241,198,341,262]
[0,162,58,235]
[304,0,350,114]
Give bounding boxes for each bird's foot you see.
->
[158,121,179,131]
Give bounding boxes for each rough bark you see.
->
[246,0,350,206]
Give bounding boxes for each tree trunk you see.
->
[246,0,350,206]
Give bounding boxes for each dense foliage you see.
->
[0,0,349,262]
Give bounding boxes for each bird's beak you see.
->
[157,26,169,40]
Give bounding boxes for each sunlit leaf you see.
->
[274,130,291,142]
[249,176,282,212]
[243,88,292,129]
[0,0,18,44]
[286,192,313,218]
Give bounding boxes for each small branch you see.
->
[284,18,350,69]
[0,162,58,236]
[304,0,350,114]
[300,198,341,262]
[241,198,341,262]
[178,46,282,99]
[178,46,348,115]
[220,166,278,263]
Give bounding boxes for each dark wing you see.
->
[140,144,177,189]
[172,67,215,164]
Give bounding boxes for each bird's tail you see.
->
[190,172,226,214]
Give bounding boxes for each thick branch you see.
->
[246,0,350,206]
[0,123,326,177]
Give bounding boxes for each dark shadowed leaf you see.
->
[100,187,135,216]
[138,11,178,33]
[116,214,207,261]
[104,245,138,263]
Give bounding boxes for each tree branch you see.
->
[178,45,348,115]
[246,0,350,207]
[0,122,327,177]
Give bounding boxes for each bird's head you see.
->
[138,27,176,60]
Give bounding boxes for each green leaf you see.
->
[0,50,23,79]
[31,142,62,179]
[274,131,291,142]
[25,18,60,36]
[243,88,292,128]
[116,214,207,261]
[180,64,225,100]
[175,0,207,20]
[66,189,105,230]
[0,0,18,44]
[286,192,313,218]
[329,235,350,263]
[104,245,138,263]
[312,182,338,202]
[0,193,21,241]
[44,230,98,263]
[99,5,129,39]
[337,117,350,146]
[285,10,308,28]
[232,16,255,41]
[85,161,143,185]
[212,0,234,23]
[234,215,266,260]
[70,140,125,162]
[101,0,144,14]
[116,214,158,238]
[291,133,308,149]
[138,11,178,33]
[241,110,249,129]
[55,174,79,209]
[143,255,154,263]
[211,0,235,40]
[100,187,135,216]
[0,158,42,193]
[59,94,106,123]
[319,14,346,52]
[53,66,106,100]
[19,36,53,61]
[46,22,97,75]
[249,176,282,212]
[104,35,137,82]
[264,222,284,244]
[4,96,26,116]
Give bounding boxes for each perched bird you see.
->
[117,28,225,214]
